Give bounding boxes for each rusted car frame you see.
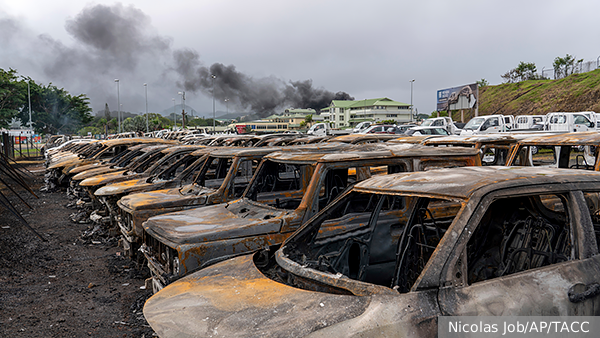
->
[506,131,600,170]
[45,139,99,166]
[140,144,481,291]
[327,134,401,144]
[89,145,204,225]
[117,147,286,256]
[422,134,520,165]
[144,167,600,337]
[75,144,175,205]
[46,138,172,188]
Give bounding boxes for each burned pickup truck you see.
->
[140,144,481,291]
[144,166,600,337]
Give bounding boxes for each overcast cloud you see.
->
[1,0,598,117]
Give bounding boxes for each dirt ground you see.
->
[0,161,155,337]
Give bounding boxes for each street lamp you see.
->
[115,79,120,133]
[27,81,32,131]
[172,98,176,130]
[211,74,216,133]
[144,83,148,133]
[224,98,229,115]
[409,79,415,123]
[178,91,186,128]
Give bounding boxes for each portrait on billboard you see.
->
[437,83,478,111]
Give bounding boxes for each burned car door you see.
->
[437,188,600,316]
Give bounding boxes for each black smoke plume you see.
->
[174,50,354,116]
[1,3,353,117]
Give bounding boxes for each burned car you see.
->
[67,143,171,197]
[507,131,600,170]
[144,166,600,337]
[45,138,169,188]
[117,147,284,256]
[140,144,481,291]
[88,145,204,225]
[75,144,176,206]
[423,134,520,165]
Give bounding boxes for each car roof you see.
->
[517,131,600,145]
[265,143,479,163]
[423,134,519,145]
[354,166,600,200]
[99,137,171,146]
[328,134,401,143]
[387,135,440,144]
[159,145,204,154]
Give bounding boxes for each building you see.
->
[321,98,411,129]
[227,108,318,133]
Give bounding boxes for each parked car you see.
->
[139,144,481,291]
[404,126,449,136]
[460,114,514,135]
[91,145,204,227]
[506,131,600,170]
[144,166,600,337]
[423,134,519,165]
[359,124,403,134]
[352,121,372,133]
[45,138,172,188]
[117,147,283,256]
[421,117,461,135]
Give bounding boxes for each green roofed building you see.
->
[322,98,411,128]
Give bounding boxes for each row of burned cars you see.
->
[44,131,600,337]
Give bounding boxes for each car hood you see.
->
[144,254,370,338]
[143,200,287,245]
[94,177,156,196]
[72,166,122,181]
[47,157,84,170]
[119,185,215,211]
[79,171,140,187]
[69,162,108,175]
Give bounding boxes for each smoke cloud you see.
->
[174,49,354,116]
[2,3,353,117]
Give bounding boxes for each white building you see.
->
[320,98,412,128]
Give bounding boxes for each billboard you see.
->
[436,83,478,111]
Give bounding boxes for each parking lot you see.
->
[0,162,154,337]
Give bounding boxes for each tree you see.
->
[501,62,540,83]
[0,68,26,128]
[304,114,313,128]
[553,54,576,79]
[20,82,93,135]
[122,115,150,133]
[476,79,489,88]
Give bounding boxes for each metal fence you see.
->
[0,132,43,159]
[541,60,599,80]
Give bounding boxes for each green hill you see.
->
[460,69,600,120]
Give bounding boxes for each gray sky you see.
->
[1,0,599,118]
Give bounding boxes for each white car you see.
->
[404,126,449,136]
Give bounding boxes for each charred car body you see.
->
[140,144,481,291]
[75,144,175,206]
[46,138,168,189]
[422,134,520,165]
[507,131,600,170]
[117,147,285,256]
[88,145,204,226]
[144,166,600,337]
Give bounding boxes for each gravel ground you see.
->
[0,161,156,337]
